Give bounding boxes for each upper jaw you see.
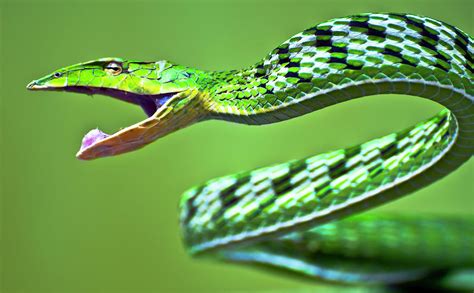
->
[26,82,178,117]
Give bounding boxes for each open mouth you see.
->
[68,87,176,152]
[27,83,178,159]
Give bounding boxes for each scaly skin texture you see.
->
[28,13,473,289]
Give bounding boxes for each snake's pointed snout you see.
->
[26,80,36,90]
[26,80,42,90]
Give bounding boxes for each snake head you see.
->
[27,57,206,160]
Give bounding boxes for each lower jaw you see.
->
[47,86,179,158]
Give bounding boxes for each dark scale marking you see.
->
[314,38,333,48]
[276,46,289,55]
[454,28,469,47]
[330,46,348,54]
[328,159,347,179]
[299,77,313,83]
[219,176,251,208]
[223,196,240,209]
[314,180,332,200]
[328,44,348,66]
[271,161,307,193]
[274,181,293,196]
[433,61,450,71]
[380,142,400,160]
[287,62,300,68]
[260,161,309,213]
[437,114,448,127]
[275,45,291,64]
[315,29,333,36]
[349,20,369,30]
[207,176,253,225]
[433,51,452,66]
[286,71,300,78]
[368,28,386,39]
[345,63,364,70]
[258,197,277,216]
[348,20,386,39]
[183,185,205,224]
[367,160,383,174]
[184,202,197,225]
[420,27,440,42]
[419,39,440,55]
[279,56,291,65]
[383,47,417,67]
[368,165,384,178]
[466,62,473,75]
[328,56,346,64]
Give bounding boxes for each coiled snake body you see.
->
[28,13,473,289]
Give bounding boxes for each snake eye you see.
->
[105,62,122,75]
[53,72,62,78]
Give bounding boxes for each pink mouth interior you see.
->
[62,88,177,154]
[80,128,110,151]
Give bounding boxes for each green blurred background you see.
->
[1,0,473,292]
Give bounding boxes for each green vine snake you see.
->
[27,13,473,289]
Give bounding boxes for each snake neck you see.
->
[199,13,472,125]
